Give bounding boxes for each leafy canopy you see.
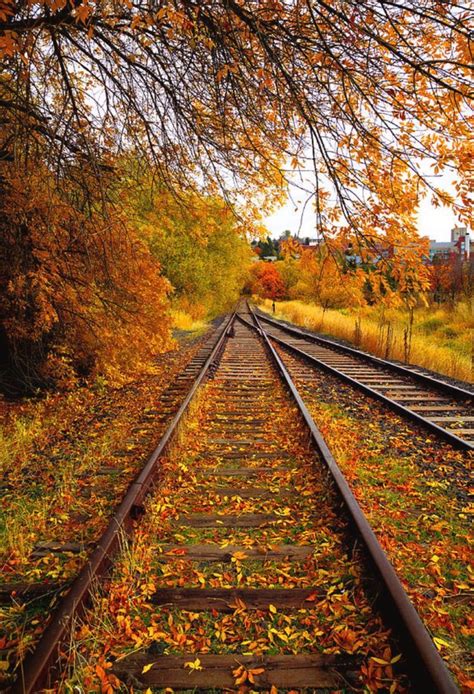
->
[0,0,472,235]
[131,181,252,318]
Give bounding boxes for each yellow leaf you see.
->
[390,654,402,664]
[234,596,247,610]
[232,550,248,561]
[141,662,154,674]
[184,657,203,672]
[433,637,451,650]
[269,603,277,614]
[371,657,389,665]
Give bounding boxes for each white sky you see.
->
[262,196,459,242]
[262,173,464,243]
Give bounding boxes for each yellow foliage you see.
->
[171,310,207,334]
[129,178,252,318]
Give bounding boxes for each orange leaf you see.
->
[234,670,248,685]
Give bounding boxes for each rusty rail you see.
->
[14,313,236,694]
[256,310,473,400]
[255,311,472,451]
[238,306,459,694]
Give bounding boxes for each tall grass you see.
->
[171,309,207,332]
[171,308,207,333]
[0,413,44,477]
[259,299,473,383]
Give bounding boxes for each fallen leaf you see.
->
[184,657,203,672]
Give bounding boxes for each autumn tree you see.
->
[249,262,286,301]
[130,180,252,317]
[293,245,366,316]
[0,1,471,229]
[429,252,474,305]
[278,237,306,297]
[0,159,172,392]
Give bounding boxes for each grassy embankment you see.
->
[258,299,473,383]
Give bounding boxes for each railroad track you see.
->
[254,309,473,450]
[1,318,231,686]
[9,306,459,692]
[0,319,230,593]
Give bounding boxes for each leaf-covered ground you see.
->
[3,318,470,692]
[275,345,473,692]
[0,325,215,683]
[67,325,411,692]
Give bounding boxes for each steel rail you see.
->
[256,310,473,402]
[254,314,472,451]
[237,308,459,694]
[263,327,472,451]
[14,313,237,694]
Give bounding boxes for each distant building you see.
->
[299,239,322,252]
[429,226,471,260]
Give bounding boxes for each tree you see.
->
[0,159,171,391]
[255,237,279,259]
[0,1,471,235]
[250,262,286,301]
[278,237,305,296]
[430,253,474,305]
[294,246,366,318]
[130,181,252,317]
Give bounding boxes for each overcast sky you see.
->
[261,173,463,243]
[262,196,460,242]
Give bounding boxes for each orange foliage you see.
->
[0,161,171,391]
[250,262,286,300]
[290,246,366,310]
[429,254,470,304]
[0,0,471,234]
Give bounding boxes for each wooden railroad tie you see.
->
[157,543,313,562]
[150,587,321,611]
[111,652,360,688]
[173,513,284,528]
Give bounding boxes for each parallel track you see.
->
[255,309,473,450]
[11,306,458,692]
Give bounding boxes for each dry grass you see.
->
[171,308,208,334]
[259,299,473,383]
